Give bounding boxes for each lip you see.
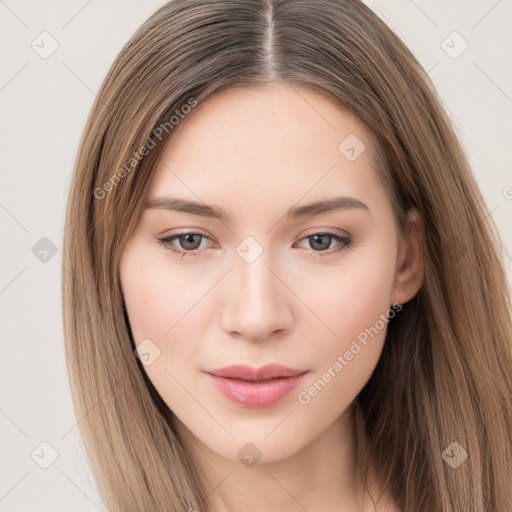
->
[204,364,308,408]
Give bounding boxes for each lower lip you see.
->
[206,372,307,408]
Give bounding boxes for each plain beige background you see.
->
[0,1,510,510]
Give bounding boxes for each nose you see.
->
[219,251,295,343]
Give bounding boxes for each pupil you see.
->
[182,234,201,249]
[311,234,330,251]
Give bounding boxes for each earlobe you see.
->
[391,207,424,305]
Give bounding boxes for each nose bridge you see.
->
[220,238,293,341]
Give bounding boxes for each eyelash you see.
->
[157,230,353,259]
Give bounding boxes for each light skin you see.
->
[119,84,424,512]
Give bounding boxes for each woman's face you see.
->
[119,84,420,464]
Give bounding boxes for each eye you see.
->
[294,231,353,256]
[157,231,213,259]
[157,230,353,259]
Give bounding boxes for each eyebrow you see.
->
[145,195,369,222]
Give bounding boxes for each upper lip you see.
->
[205,363,307,381]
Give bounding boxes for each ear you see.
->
[391,207,424,305]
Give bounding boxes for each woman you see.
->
[61,1,512,511]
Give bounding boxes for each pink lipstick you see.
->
[204,363,308,408]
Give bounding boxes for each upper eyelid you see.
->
[159,228,349,241]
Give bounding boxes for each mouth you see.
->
[204,364,308,408]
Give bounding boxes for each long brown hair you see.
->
[61,1,512,510]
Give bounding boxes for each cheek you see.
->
[334,262,395,345]
[296,242,397,392]
[120,267,172,344]
[120,246,207,343]
[119,248,218,390]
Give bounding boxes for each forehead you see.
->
[148,85,383,219]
